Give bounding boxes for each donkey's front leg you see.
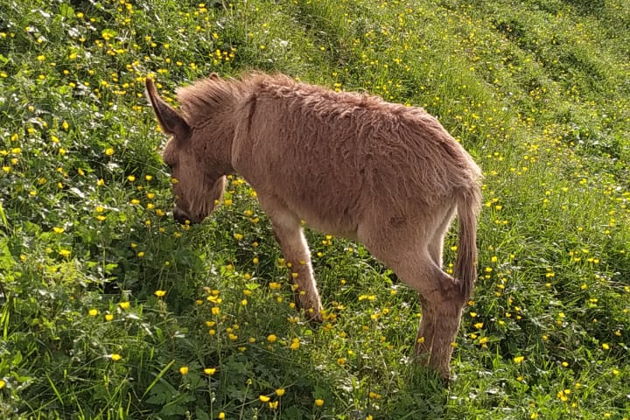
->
[267,209,323,322]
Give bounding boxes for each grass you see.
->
[0,0,628,418]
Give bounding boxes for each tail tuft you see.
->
[454,186,481,301]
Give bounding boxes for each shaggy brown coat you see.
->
[146,72,482,379]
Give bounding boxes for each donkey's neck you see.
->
[195,111,238,176]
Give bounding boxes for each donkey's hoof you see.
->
[305,308,323,323]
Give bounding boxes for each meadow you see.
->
[0,0,628,418]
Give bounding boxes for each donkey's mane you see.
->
[175,73,295,128]
[175,72,423,130]
[175,77,240,128]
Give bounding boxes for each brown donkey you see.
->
[146,72,482,379]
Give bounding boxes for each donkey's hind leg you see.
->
[413,266,466,380]
[398,255,465,380]
[399,255,466,380]
[260,197,323,322]
[358,222,465,380]
[427,206,456,269]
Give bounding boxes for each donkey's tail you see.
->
[454,185,481,301]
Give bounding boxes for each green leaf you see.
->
[0,238,13,271]
[59,4,75,19]
[0,202,8,228]
[195,408,210,420]
[160,403,186,416]
[142,360,176,400]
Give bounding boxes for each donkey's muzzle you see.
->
[173,207,193,225]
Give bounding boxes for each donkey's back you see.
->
[231,75,480,237]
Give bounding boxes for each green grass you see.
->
[0,0,628,418]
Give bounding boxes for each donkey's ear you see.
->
[145,78,191,138]
[209,72,220,80]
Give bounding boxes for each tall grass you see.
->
[0,0,627,418]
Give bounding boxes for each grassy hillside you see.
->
[0,0,628,418]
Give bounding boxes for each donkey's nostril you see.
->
[173,207,190,225]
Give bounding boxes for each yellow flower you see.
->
[602,343,610,350]
[179,366,189,375]
[53,227,65,234]
[217,413,225,419]
[0,379,6,389]
[88,309,98,316]
[105,314,114,321]
[259,395,270,402]
[268,401,279,409]
[110,353,122,361]
[275,388,285,396]
[314,399,324,407]
[513,356,525,363]
[104,147,114,156]
[211,307,220,315]
[154,290,166,297]
[557,389,569,401]
[119,301,130,310]
[204,368,216,375]
[58,249,71,258]
[289,338,300,350]
[267,334,277,343]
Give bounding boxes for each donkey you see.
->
[145,72,482,379]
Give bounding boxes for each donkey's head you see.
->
[145,78,226,224]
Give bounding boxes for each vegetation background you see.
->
[0,0,628,418]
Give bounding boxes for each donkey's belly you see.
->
[301,213,358,241]
[288,200,359,241]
